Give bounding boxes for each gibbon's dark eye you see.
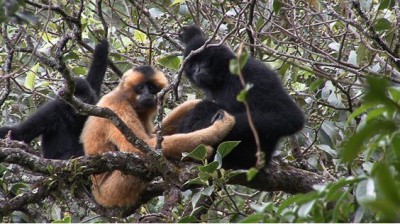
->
[147,82,161,94]
[134,84,144,93]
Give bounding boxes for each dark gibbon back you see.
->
[81,66,236,208]
[0,39,109,159]
[177,25,305,169]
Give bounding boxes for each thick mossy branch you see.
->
[0,141,329,217]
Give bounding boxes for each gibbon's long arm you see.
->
[0,100,62,143]
[85,39,109,96]
[159,99,201,135]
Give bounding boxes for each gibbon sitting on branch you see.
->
[81,66,235,208]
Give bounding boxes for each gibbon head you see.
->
[119,66,168,110]
[178,25,235,91]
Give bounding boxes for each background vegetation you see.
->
[0,0,399,222]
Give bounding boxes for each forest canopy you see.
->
[0,0,400,222]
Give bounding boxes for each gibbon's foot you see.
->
[205,145,215,159]
[210,110,235,131]
[211,110,225,124]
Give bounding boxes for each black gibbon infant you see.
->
[81,66,235,208]
[176,25,305,169]
[0,39,109,159]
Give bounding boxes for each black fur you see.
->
[0,39,109,159]
[177,26,305,169]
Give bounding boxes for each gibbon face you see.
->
[119,66,168,112]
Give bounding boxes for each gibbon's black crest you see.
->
[81,66,235,208]
[0,39,109,159]
[177,25,305,169]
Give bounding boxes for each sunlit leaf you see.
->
[171,0,186,7]
[239,50,249,70]
[24,63,40,90]
[134,29,147,43]
[229,59,239,75]
[158,55,181,70]
[246,168,259,181]
[236,89,248,102]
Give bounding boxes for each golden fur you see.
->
[81,67,235,208]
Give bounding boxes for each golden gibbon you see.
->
[81,66,235,208]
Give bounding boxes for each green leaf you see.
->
[342,119,397,162]
[374,18,392,32]
[246,168,259,181]
[356,44,371,65]
[198,171,211,182]
[365,106,387,122]
[10,183,28,195]
[347,50,358,66]
[316,144,337,156]
[391,135,400,159]
[184,177,207,187]
[378,0,395,10]
[182,144,207,162]
[52,216,71,223]
[191,191,201,208]
[229,58,239,75]
[171,0,186,7]
[309,78,324,92]
[277,191,319,215]
[157,55,181,70]
[238,50,249,70]
[178,216,198,223]
[239,213,265,223]
[149,8,164,18]
[298,200,315,218]
[134,29,147,43]
[273,0,284,13]
[198,161,219,173]
[63,51,80,60]
[24,63,40,90]
[72,67,86,75]
[236,89,248,102]
[201,185,215,196]
[388,87,400,103]
[346,102,374,125]
[372,163,400,204]
[217,141,240,158]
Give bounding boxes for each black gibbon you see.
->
[176,25,305,169]
[0,39,109,160]
[81,66,235,208]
